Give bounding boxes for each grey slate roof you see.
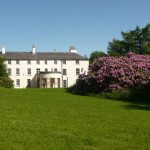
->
[0,52,88,60]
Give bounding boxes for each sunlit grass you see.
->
[0,88,150,149]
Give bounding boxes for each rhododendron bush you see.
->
[83,53,150,93]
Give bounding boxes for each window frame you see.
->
[16,79,20,87]
[36,60,40,65]
[8,68,11,75]
[45,60,47,64]
[76,68,80,75]
[16,68,20,76]
[63,80,67,88]
[16,60,20,64]
[8,60,11,64]
[36,68,40,74]
[63,60,66,64]
[76,60,79,64]
[54,60,57,64]
[63,69,67,75]
[27,68,31,75]
[27,60,31,64]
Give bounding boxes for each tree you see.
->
[0,57,14,88]
[89,50,107,63]
[71,53,150,96]
[108,24,150,55]
[0,57,8,76]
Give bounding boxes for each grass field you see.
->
[0,88,150,150]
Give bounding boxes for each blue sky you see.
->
[0,0,150,57]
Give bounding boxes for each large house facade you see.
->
[0,45,89,88]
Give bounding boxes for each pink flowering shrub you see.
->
[87,52,150,93]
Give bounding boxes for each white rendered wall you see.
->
[61,60,89,87]
[6,59,89,88]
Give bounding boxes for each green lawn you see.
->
[0,88,150,150]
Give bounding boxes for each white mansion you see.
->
[0,45,89,88]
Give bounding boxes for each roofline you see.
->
[0,51,89,61]
[2,58,89,61]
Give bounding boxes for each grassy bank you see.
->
[0,88,150,149]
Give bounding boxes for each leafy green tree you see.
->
[0,57,14,88]
[0,57,8,76]
[89,51,107,63]
[108,24,150,55]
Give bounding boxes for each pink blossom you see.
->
[86,52,150,92]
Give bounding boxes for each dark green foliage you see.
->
[108,24,150,55]
[0,57,7,76]
[108,39,126,56]
[89,50,107,63]
[130,83,150,101]
[97,85,150,102]
[95,89,131,101]
[0,57,14,88]
[68,79,89,95]
[68,53,150,102]
[107,49,122,57]
[0,76,14,88]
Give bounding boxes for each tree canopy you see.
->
[108,24,150,55]
[0,57,8,76]
[69,53,150,100]
[89,50,107,63]
[0,57,14,88]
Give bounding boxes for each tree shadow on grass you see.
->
[123,103,150,111]
[115,96,150,111]
[125,85,150,110]
[111,95,150,111]
[123,92,150,111]
[103,87,150,111]
[66,86,150,111]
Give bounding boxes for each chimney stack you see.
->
[69,45,77,53]
[2,46,6,54]
[32,44,36,54]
